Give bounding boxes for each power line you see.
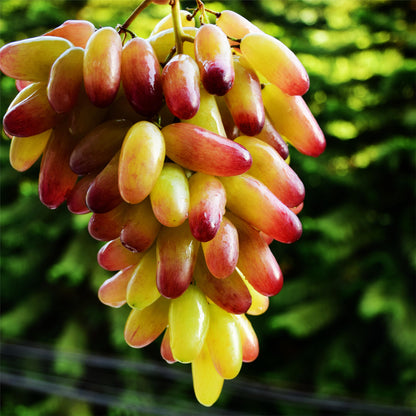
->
[1,341,414,416]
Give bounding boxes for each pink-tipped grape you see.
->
[233,314,259,363]
[188,172,226,242]
[162,54,200,120]
[156,222,199,299]
[43,20,95,48]
[224,56,265,136]
[67,175,95,215]
[201,216,239,279]
[121,37,163,117]
[241,32,310,96]
[88,202,127,242]
[194,24,235,96]
[262,83,326,157]
[161,123,252,177]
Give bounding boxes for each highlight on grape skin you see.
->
[0,0,326,408]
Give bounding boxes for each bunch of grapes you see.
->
[0,0,325,406]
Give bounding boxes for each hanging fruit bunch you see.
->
[0,0,325,406]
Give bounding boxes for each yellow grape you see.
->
[239,270,270,316]
[0,36,72,82]
[83,27,122,107]
[183,86,227,136]
[168,285,209,363]
[262,83,326,157]
[241,32,310,96]
[224,56,265,136]
[150,163,190,227]
[47,47,84,114]
[124,296,170,348]
[150,10,194,36]
[234,135,305,208]
[148,27,197,63]
[206,303,242,380]
[119,121,165,205]
[126,245,160,311]
[9,129,51,172]
[192,343,224,407]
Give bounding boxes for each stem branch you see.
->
[119,0,153,32]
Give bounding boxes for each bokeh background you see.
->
[0,0,415,415]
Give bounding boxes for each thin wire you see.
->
[1,342,414,416]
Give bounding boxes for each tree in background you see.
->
[0,0,414,415]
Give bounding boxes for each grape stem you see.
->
[170,0,194,55]
[118,0,153,33]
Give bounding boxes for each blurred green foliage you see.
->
[0,0,415,415]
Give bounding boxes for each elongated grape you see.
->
[188,172,226,242]
[119,121,165,205]
[206,303,242,380]
[256,114,289,160]
[228,213,283,297]
[224,56,265,136]
[86,152,122,213]
[9,129,51,172]
[194,24,234,96]
[124,296,170,348]
[3,84,58,137]
[234,136,305,208]
[70,119,132,175]
[88,202,127,241]
[148,27,197,63]
[237,270,269,316]
[169,285,209,363]
[192,344,224,407]
[161,123,252,177]
[183,86,226,136]
[233,314,259,363]
[216,10,262,46]
[97,238,144,271]
[150,10,194,36]
[150,163,190,227]
[0,36,72,81]
[216,96,239,139]
[38,123,79,209]
[194,253,251,315]
[83,27,122,107]
[47,47,84,114]
[126,246,160,311]
[160,328,176,364]
[262,83,326,157]
[120,198,161,253]
[156,222,199,299]
[162,54,200,120]
[44,20,95,48]
[98,265,135,308]
[121,38,163,117]
[67,174,95,215]
[220,174,302,244]
[241,32,310,96]
[201,216,239,278]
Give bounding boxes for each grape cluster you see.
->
[0,1,325,406]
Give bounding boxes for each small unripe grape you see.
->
[162,54,200,120]
[194,24,235,96]
[83,27,122,107]
[121,37,163,117]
